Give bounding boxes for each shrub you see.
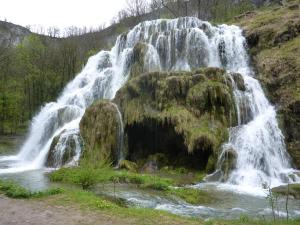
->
[75,167,98,190]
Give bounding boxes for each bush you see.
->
[74,167,98,190]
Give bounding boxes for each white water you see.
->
[0,17,298,192]
[111,103,125,163]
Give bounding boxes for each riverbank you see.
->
[1,187,300,225]
[0,134,25,155]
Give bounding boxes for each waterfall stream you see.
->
[111,103,125,163]
[0,17,298,191]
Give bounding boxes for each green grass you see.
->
[49,166,216,204]
[51,187,200,225]
[49,166,174,191]
[0,179,63,199]
[1,178,299,225]
[47,186,300,225]
[207,219,300,225]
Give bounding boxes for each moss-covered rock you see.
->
[129,42,149,78]
[114,68,244,170]
[46,130,82,168]
[118,160,138,172]
[234,2,300,168]
[219,148,238,182]
[79,100,121,166]
[272,183,300,199]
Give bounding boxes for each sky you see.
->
[0,0,128,32]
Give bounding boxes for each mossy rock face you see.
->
[115,68,244,170]
[272,183,300,199]
[235,4,300,168]
[129,42,148,79]
[219,148,238,182]
[79,100,121,166]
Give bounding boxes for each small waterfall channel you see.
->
[111,103,125,163]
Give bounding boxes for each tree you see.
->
[47,26,60,38]
[125,0,149,17]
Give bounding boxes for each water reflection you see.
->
[0,169,51,191]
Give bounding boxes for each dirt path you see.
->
[0,195,132,225]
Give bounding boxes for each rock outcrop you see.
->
[0,21,31,46]
[113,68,245,170]
[79,68,245,170]
[79,100,122,166]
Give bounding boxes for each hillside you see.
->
[0,21,31,46]
[234,0,300,167]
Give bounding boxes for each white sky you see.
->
[0,0,128,32]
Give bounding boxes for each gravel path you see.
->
[0,195,131,225]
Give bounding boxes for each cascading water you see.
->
[111,103,125,163]
[0,17,298,191]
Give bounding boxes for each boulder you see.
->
[141,160,159,173]
[119,159,138,172]
[79,100,121,166]
[272,183,300,199]
[288,4,299,10]
[219,148,238,181]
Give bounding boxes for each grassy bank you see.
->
[1,178,300,225]
[49,165,212,205]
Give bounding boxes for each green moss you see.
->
[79,100,120,166]
[111,68,243,170]
[272,183,300,199]
[117,68,237,151]
[167,187,216,205]
[119,160,138,172]
[129,42,149,78]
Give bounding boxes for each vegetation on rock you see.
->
[113,68,244,171]
[79,100,121,166]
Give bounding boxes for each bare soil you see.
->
[0,195,133,225]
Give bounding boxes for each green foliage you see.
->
[0,34,91,135]
[0,179,63,199]
[75,166,98,190]
[50,166,174,191]
[211,0,255,23]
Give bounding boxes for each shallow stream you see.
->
[0,165,299,220]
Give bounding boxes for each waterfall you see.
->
[0,17,298,190]
[111,103,125,163]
